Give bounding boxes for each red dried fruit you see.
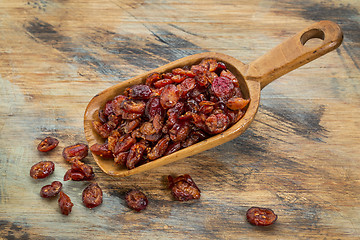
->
[122,119,141,134]
[92,58,248,170]
[200,58,218,72]
[172,68,187,76]
[40,181,62,198]
[164,142,181,156]
[171,74,186,83]
[211,76,234,100]
[177,78,196,99]
[121,100,146,114]
[154,78,174,88]
[145,97,165,120]
[30,161,55,179]
[168,174,201,201]
[114,135,136,155]
[162,72,174,79]
[37,137,59,152]
[121,110,142,120]
[246,207,278,226]
[126,85,152,100]
[226,97,250,111]
[64,160,94,181]
[220,69,239,87]
[126,141,147,169]
[62,143,89,162]
[169,123,191,142]
[90,143,113,158]
[160,84,179,109]
[205,113,229,134]
[112,95,128,116]
[145,72,161,86]
[58,191,73,215]
[114,151,129,166]
[147,135,170,160]
[82,183,103,209]
[125,189,148,212]
[92,120,113,138]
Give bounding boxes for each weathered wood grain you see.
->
[0,0,359,239]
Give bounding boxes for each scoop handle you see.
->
[244,20,343,89]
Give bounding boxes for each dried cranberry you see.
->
[246,207,278,226]
[205,113,229,134]
[40,181,62,198]
[168,174,201,201]
[58,191,73,215]
[145,97,165,120]
[64,160,94,181]
[114,151,129,166]
[92,120,113,138]
[164,142,181,156]
[126,141,147,169]
[145,72,161,86]
[126,85,152,100]
[62,143,89,162]
[154,78,174,88]
[125,189,148,212]
[37,137,59,152]
[200,58,218,72]
[82,183,103,208]
[226,97,249,111]
[30,161,55,179]
[114,135,136,155]
[160,84,179,109]
[147,135,170,160]
[90,143,113,158]
[211,76,234,100]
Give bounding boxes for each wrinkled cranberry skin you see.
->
[127,85,152,100]
[168,174,201,201]
[246,207,278,226]
[37,137,59,152]
[90,143,113,158]
[63,160,94,181]
[211,76,234,101]
[30,161,55,179]
[58,191,74,215]
[125,189,148,212]
[82,183,103,209]
[62,144,89,162]
[160,84,179,109]
[40,181,62,198]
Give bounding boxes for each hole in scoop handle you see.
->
[244,20,343,89]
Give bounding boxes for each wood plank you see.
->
[0,0,359,239]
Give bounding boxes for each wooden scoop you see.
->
[84,21,343,177]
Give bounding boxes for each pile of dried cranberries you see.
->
[90,58,250,169]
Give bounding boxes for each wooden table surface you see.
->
[1,0,359,239]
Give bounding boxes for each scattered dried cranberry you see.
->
[246,207,278,226]
[62,143,89,162]
[82,183,103,209]
[37,137,59,152]
[168,174,201,201]
[40,181,62,198]
[30,161,55,179]
[125,189,148,212]
[63,160,94,181]
[58,191,74,215]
